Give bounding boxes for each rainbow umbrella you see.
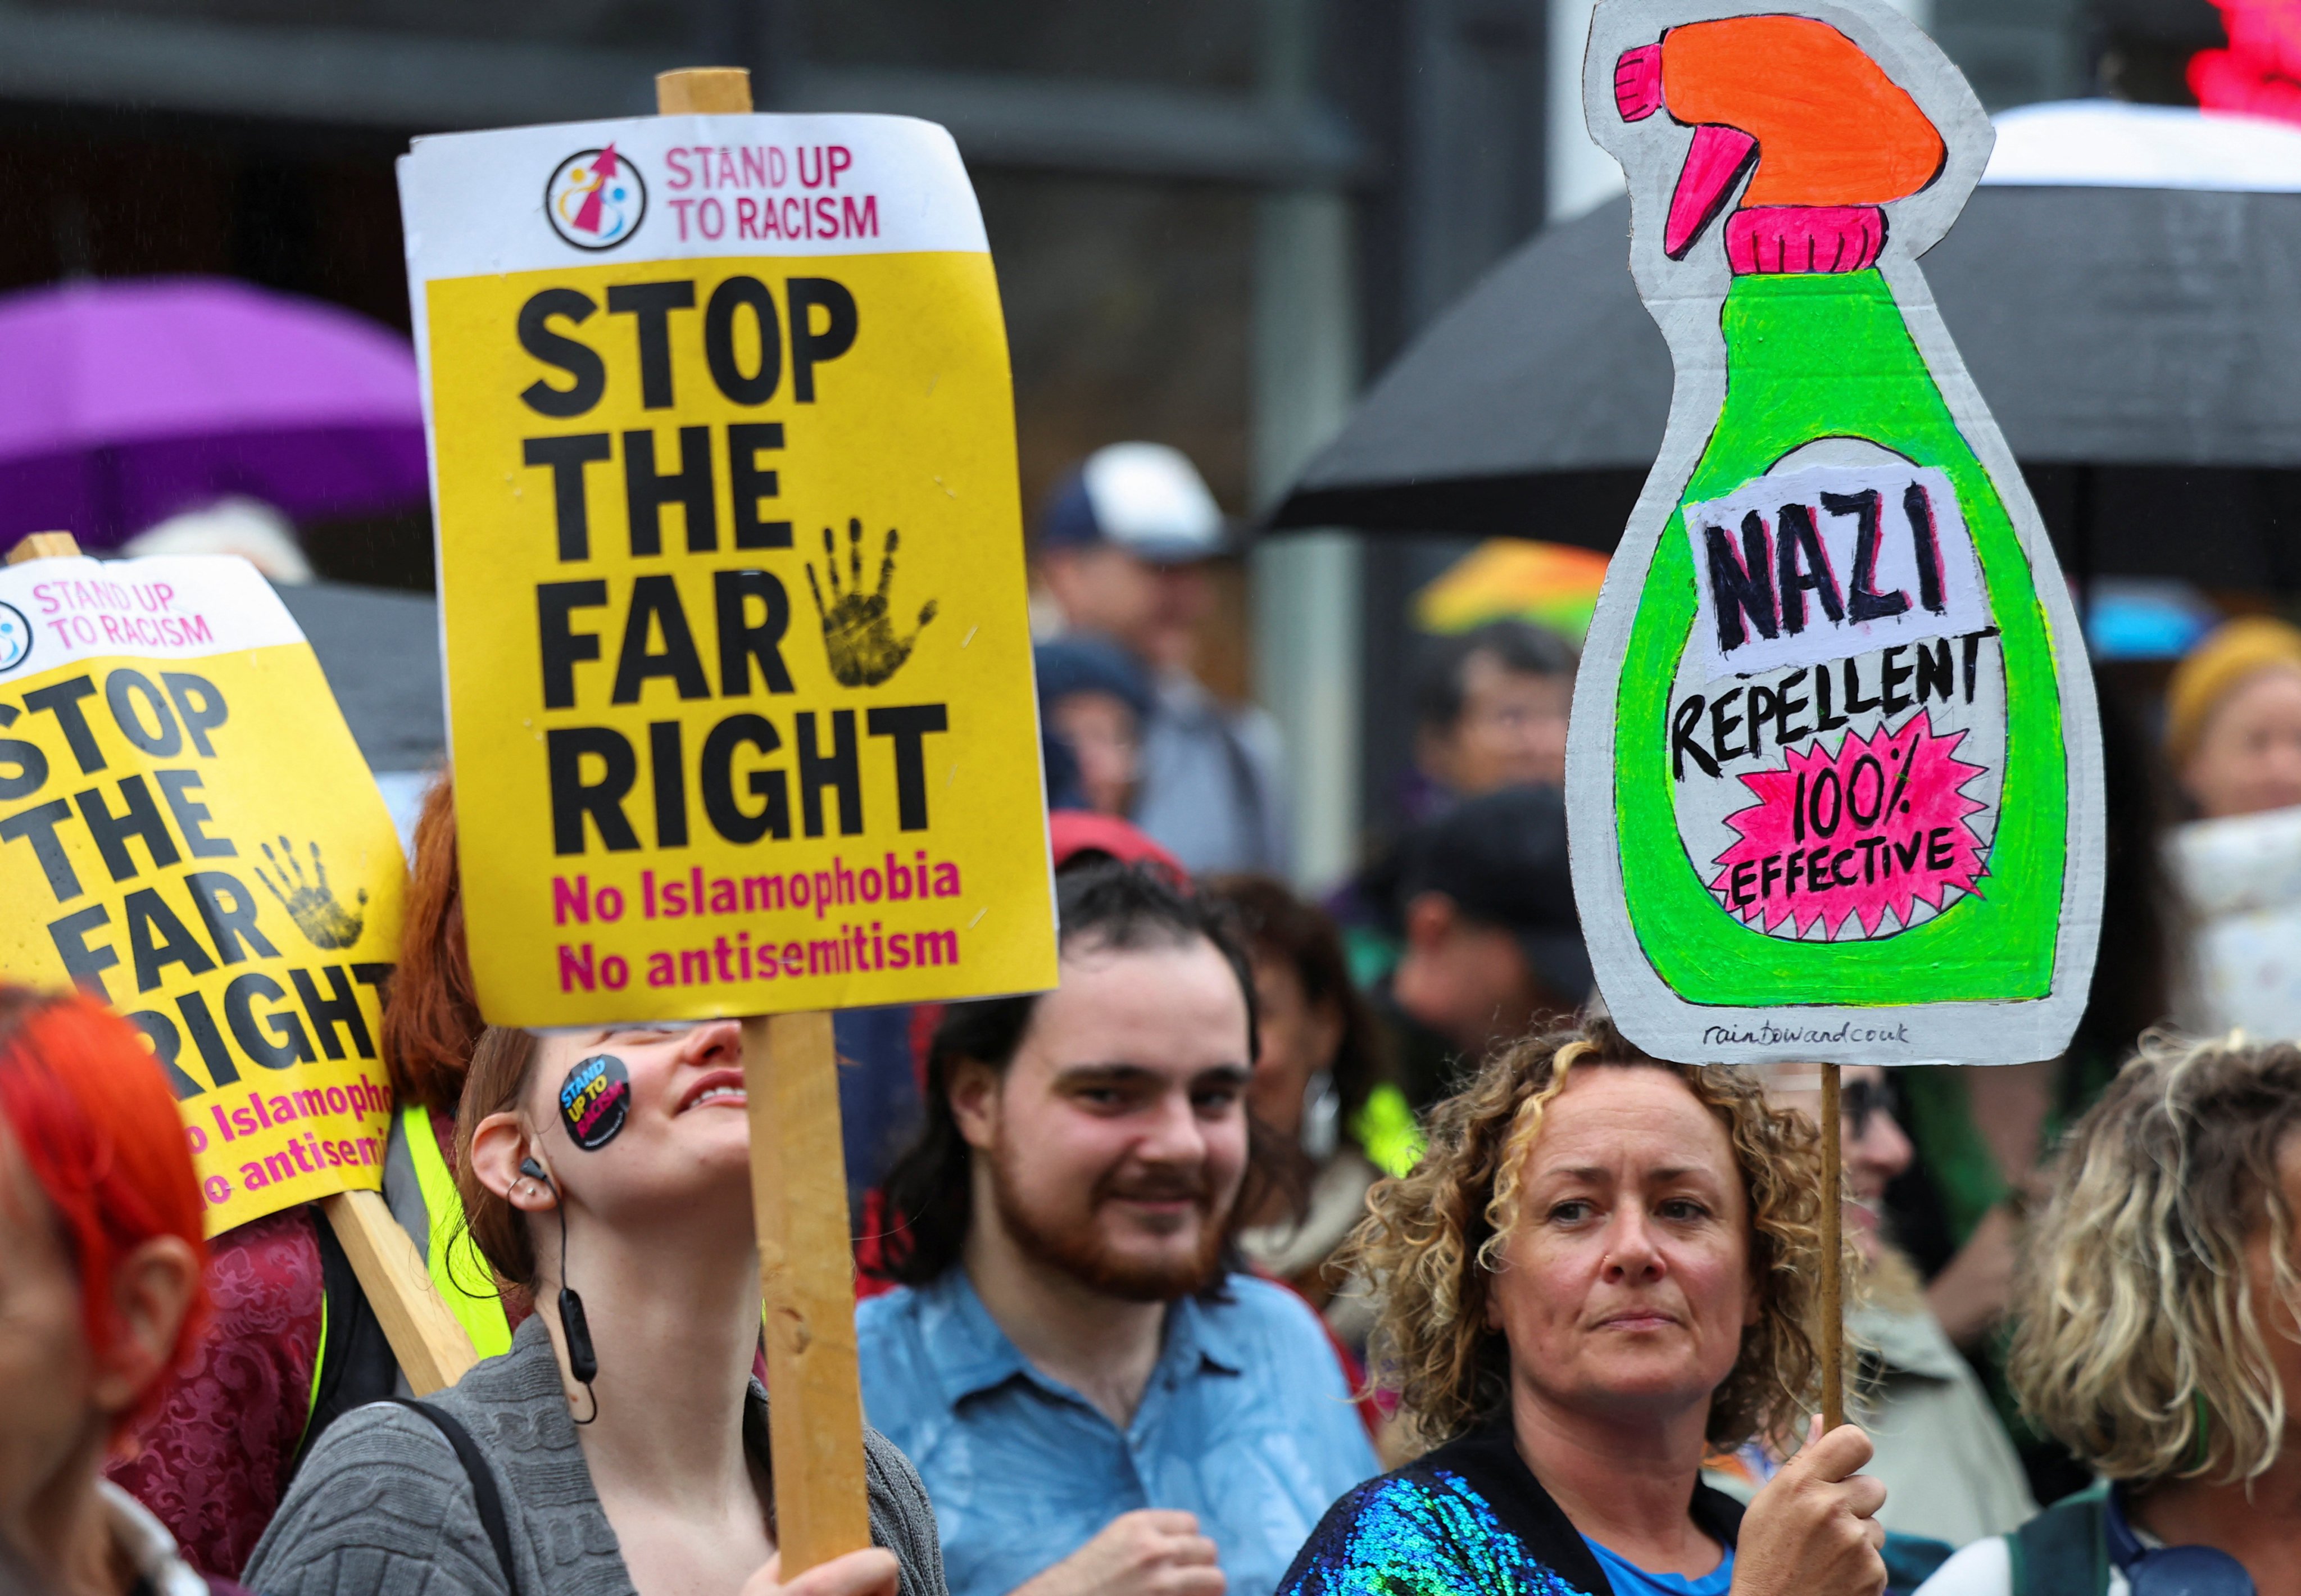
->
[1413,538,1609,642]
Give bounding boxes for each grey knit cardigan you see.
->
[244,1317,946,1596]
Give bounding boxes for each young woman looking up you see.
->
[247,1019,945,1596]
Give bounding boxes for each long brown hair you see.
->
[381,772,484,1117]
[1203,872,1390,1138]
[452,1025,543,1289]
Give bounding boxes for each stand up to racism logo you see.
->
[545,146,647,251]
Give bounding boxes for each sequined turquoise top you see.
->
[1279,1466,1599,1596]
[1277,1425,1748,1596]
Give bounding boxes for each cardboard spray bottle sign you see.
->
[1566,0,2104,1065]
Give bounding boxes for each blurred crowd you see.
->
[12,441,2301,1596]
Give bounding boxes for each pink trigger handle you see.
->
[1664,124,1759,259]
[1615,43,1760,260]
[1614,43,1663,121]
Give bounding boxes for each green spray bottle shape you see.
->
[1567,0,2103,1066]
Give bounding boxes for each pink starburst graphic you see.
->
[1709,713,1989,939]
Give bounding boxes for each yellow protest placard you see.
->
[402,115,1056,1026]
[0,554,406,1235]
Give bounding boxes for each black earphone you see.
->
[520,1156,600,1421]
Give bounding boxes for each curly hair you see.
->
[2010,1031,2301,1485]
[1338,1015,1831,1449]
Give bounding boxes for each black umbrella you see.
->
[273,581,443,774]
[1274,176,2301,588]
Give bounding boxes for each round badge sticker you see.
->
[559,1054,630,1150]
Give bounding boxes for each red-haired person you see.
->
[108,772,516,1578]
[0,984,242,1595]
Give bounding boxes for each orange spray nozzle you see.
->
[1616,16,1945,268]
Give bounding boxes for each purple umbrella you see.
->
[0,276,428,548]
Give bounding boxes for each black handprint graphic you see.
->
[256,836,369,951]
[806,518,938,687]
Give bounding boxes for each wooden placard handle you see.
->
[658,66,756,115]
[322,1190,481,1394]
[744,1013,873,1571]
[649,64,874,1575]
[7,531,82,563]
[1818,1062,1845,1431]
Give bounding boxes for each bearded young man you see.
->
[859,861,1378,1596]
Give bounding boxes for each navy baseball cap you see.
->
[1038,442,1231,565]
[1034,634,1156,723]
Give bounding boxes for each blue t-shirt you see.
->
[1583,1536,1735,1596]
[859,1269,1379,1596]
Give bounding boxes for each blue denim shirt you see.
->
[857,1270,1379,1596]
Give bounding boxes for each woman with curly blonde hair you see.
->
[1278,1017,1888,1596]
[1918,1033,2301,1596]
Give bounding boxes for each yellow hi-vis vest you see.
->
[391,1103,512,1359]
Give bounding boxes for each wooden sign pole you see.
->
[4,531,80,565]
[650,67,874,1574]
[743,1011,872,1570]
[2,529,479,1396]
[1818,1060,1845,1430]
[321,1189,480,1392]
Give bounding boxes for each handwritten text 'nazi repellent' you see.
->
[1669,459,2003,943]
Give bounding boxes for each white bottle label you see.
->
[1667,448,2005,942]
[1683,461,1989,678]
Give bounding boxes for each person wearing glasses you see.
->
[1754,1066,2035,1552]
[1917,1033,2301,1596]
